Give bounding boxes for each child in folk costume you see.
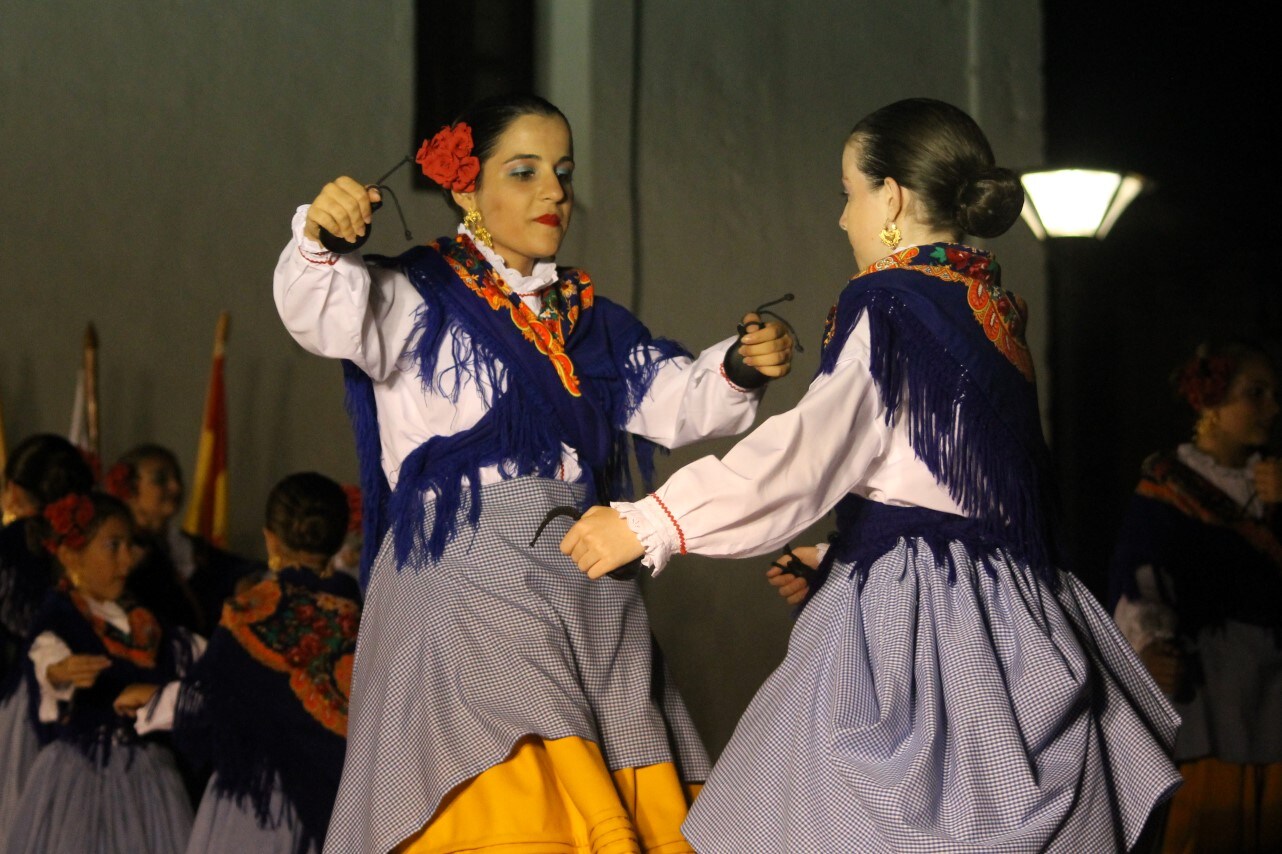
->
[274,93,793,851]
[5,491,195,853]
[0,434,97,842]
[563,98,1182,852]
[107,444,260,634]
[1111,342,1282,852]
[117,472,360,854]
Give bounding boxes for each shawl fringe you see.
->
[346,242,688,586]
[817,261,1061,584]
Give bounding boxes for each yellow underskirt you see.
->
[393,735,702,854]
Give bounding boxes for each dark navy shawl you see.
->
[1109,450,1282,633]
[24,589,188,764]
[174,567,360,854]
[345,236,689,585]
[1,518,54,701]
[816,243,1062,584]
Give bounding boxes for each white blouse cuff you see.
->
[134,681,181,735]
[813,542,830,563]
[29,632,75,723]
[613,494,684,576]
[291,205,339,265]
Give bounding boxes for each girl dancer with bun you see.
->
[564,98,1181,852]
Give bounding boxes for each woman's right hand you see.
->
[1138,640,1184,696]
[46,654,112,689]
[303,177,381,246]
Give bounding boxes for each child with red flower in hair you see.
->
[0,434,96,843]
[1110,340,1282,851]
[4,490,197,853]
[116,472,361,854]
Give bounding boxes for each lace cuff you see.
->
[613,494,684,576]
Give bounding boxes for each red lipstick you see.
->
[535,214,561,227]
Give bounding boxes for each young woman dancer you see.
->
[274,93,793,852]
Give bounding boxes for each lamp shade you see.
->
[1019,169,1146,239]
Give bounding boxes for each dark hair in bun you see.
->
[4,434,96,509]
[848,98,1024,239]
[265,472,349,557]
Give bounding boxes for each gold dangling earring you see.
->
[1195,408,1219,443]
[464,208,493,248]
[879,222,902,249]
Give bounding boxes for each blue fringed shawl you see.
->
[817,243,1062,583]
[345,235,689,585]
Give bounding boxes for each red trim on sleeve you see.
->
[649,492,687,555]
[719,363,751,394]
[298,245,339,266]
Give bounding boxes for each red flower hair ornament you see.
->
[42,493,96,554]
[417,123,481,192]
[1176,354,1237,412]
[342,483,362,533]
[104,462,135,499]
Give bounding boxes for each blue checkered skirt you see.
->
[684,538,1181,853]
[325,477,710,853]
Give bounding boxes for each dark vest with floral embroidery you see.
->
[175,567,360,854]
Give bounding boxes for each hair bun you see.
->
[954,166,1024,238]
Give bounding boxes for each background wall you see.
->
[0,0,1045,758]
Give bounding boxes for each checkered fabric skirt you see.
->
[683,538,1182,853]
[325,477,710,853]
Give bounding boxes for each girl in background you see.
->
[107,444,259,633]
[5,491,195,853]
[564,98,1182,851]
[0,434,96,842]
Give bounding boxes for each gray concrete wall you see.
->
[1,0,1044,758]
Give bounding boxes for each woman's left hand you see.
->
[766,545,821,605]
[737,312,794,379]
[1255,457,1282,504]
[560,506,645,579]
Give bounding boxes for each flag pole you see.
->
[185,312,230,545]
[83,323,100,462]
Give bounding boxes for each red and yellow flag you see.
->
[185,312,229,546]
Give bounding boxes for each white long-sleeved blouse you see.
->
[273,207,764,490]
[615,312,964,574]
